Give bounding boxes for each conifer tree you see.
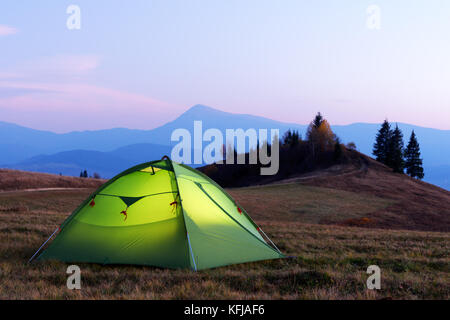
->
[282,129,300,148]
[333,137,342,161]
[291,130,300,147]
[282,129,293,146]
[404,130,424,179]
[373,120,392,165]
[389,124,405,173]
[312,112,324,128]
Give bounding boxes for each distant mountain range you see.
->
[8,144,174,178]
[3,104,449,189]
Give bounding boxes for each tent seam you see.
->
[167,159,197,271]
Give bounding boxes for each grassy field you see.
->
[0,187,448,299]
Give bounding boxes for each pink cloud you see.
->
[0,55,183,131]
[0,25,18,36]
[22,55,101,77]
[0,81,184,132]
[0,72,23,79]
[0,55,100,81]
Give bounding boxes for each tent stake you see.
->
[28,227,59,263]
[259,228,282,254]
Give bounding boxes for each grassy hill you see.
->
[0,167,448,299]
[0,169,105,192]
[292,156,450,232]
[0,188,448,299]
[204,151,450,232]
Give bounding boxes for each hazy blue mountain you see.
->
[424,165,450,190]
[0,104,305,164]
[0,122,166,164]
[2,104,449,189]
[157,104,306,137]
[9,150,129,178]
[7,143,175,178]
[6,143,201,178]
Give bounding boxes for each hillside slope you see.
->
[0,169,105,192]
[227,155,450,232]
[295,157,450,232]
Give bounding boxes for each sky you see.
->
[1,0,450,132]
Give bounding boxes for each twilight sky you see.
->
[1,0,449,132]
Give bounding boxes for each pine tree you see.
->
[389,124,405,173]
[291,130,300,147]
[312,112,324,128]
[373,120,392,165]
[333,137,342,161]
[83,170,88,178]
[404,130,424,179]
[282,129,300,148]
[282,129,293,146]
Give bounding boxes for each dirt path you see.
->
[265,160,369,187]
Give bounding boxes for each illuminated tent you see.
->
[33,157,283,270]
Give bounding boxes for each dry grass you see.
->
[0,188,448,300]
[237,157,450,232]
[0,169,105,192]
[229,184,395,225]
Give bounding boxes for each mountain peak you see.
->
[185,104,220,114]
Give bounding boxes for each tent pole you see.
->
[259,228,282,254]
[28,227,59,263]
[186,232,197,271]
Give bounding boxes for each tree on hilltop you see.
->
[389,124,405,173]
[373,119,392,165]
[405,130,424,179]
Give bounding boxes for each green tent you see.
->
[33,157,284,270]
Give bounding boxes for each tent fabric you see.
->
[37,158,284,270]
